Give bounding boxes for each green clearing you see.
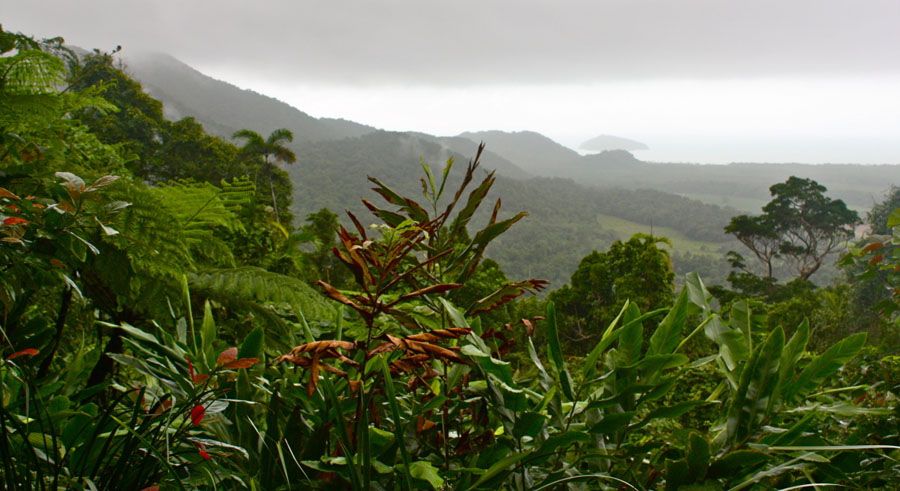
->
[596,213,727,255]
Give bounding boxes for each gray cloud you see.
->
[6,0,900,85]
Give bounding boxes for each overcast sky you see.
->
[6,1,900,163]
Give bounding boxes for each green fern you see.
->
[189,266,336,322]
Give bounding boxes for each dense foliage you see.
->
[1,28,897,490]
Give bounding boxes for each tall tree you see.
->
[726,176,858,282]
[551,234,675,351]
[233,128,296,221]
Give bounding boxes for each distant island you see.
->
[580,134,649,152]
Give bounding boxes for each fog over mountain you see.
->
[580,135,649,152]
[7,1,900,164]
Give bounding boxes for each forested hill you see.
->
[126,52,376,143]
[457,130,582,175]
[290,131,735,285]
[121,49,880,288]
[456,131,900,211]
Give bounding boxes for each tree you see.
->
[550,233,675,352]
[726,176,859,282]
[233,128,297,221]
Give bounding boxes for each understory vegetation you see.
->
[1,27,897,490]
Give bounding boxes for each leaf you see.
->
[707,450,770,478]
[0,187,21,200]
[55,171,85,196]
[395,283,462,303]
[94,217,119,236]
[772,319,810,410]
[726,327,785,445]
[316,280,364,312]
[545,302,565,372]
[471,211,528,247]
[7,348,39,360]
[467,279,548,316]
[238,326,264,359]
[589,412,634,435]
[704,315,748,371]
[513,412,547,439]
[684,272,711,311]
[201,301,216,364]
[409,461,444,490]
[783,332,866,402]
[648,289,688,356]
[686,432,710,480]
[224,358,259,369]
[461,345,514,385]
[216,347,238,366]
[465,451,527,490]
[450,171,495,235]
[85,175,120,192]
[730,300,753,351]
[545,302,575,400]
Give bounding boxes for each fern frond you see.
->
[188,267,336,324]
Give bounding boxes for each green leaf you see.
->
[545,302,564,372]
[545,302,575,400]
[648,289,688,356]
[888,208,900,228]
[617,310,643,365]
[238,326,264,359]
[707,450,770,479]
[704,315,748,371]
[771,318,809,411]
[200,300,216,366]
[409,461,444,490]
[461,345,514,385]
[589,412,634,435]
[730,300,753,352]
[726,327,785,445]
[684,272,712,312]
[513,412,547,439]
[686,432,710,480]
[450,172,495,236]
[783,332,866,402]
[380,356,414,491]
[465,451,527,490]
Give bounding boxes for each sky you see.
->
[6,0,900,164]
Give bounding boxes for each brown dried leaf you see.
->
[395,283,463,304]
[316,281,365,311]
[405,327,472,343]
[287,339,356,355]
[307,352,321,397]
[0,188,20,201]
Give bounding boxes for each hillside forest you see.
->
[1,28,898,490]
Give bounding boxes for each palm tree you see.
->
[232,128,297,221]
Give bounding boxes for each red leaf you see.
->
[2,217,28,226]
[7,348,39,360]
[862,241,884,253]
[190,404,206,426]
[140,487,160,491]
[216,347,238,366]
[224,357,259,369]
[194,442,213,461]
[186,357,209,384]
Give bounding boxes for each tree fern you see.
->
[189,267,336,322]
